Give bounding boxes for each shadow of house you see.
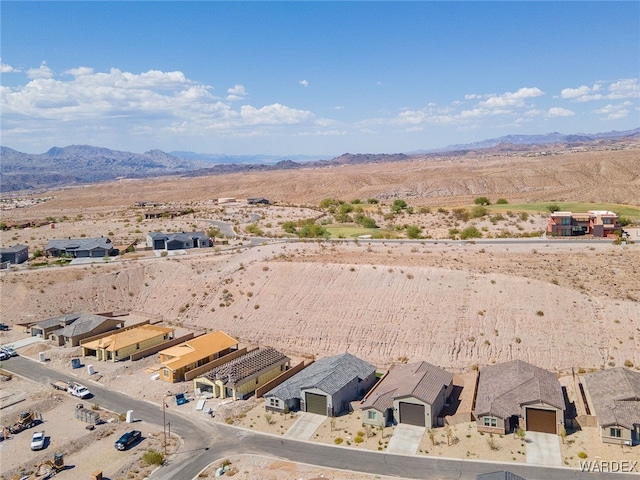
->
[264,353,376,417]
[29,313,125,347]
[360,361,453,428]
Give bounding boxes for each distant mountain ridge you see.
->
[1,128,638,192]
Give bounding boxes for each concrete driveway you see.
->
[526,431,563,466]
[386,424,426,455]
[283,412,326,440]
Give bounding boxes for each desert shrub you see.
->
[546,203,560,213]
[392,199,407,212]
[334,437,344,444]
[354,436,364,443]
[577,451,588,459]
[452,208,469,221]
[367,198,379,204]
[470,206,487,218]
[536,310,544,317]
[406,225,422,239]
[142,450,164,466]
[460,226,482,239]
[496,198,508,204]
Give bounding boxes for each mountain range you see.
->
[1,128,638,193]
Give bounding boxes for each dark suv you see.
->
[114,430,141,450]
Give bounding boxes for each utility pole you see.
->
[163,399,167,456]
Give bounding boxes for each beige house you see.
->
[194,347,290,400]
[158,331,238,383]
[584,367,640,446]
[361,361,453,428]
[475,360,565,435]
[81,324,174,362]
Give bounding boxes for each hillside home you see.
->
[584,367,640,446]
[158,331,238,383]
[475,360,565,435]
[29,313,125,347]
[146,231,212,250]
[0,245,29,265]
[194,347,290,400]
[361,361,454,428]
[264,353,376,416]
[547,210,620,237]
[81,324,174,362]
[45,237,116,257]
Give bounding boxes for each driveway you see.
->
[525,431,563,466]
[1,336,45,350]
[386,423,425,455]
[283,412,325,440]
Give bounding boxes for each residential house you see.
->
[45,237,116,258]
[194,347,290,400]
[264,353,376,416]
[361,361,453,428]
[584,367,640,446]
[158,331,238,383]
[146,231,212,251]
[81,324,174,362]
[247,198,270,205]
[144,208,191,219]
[0,245,29,265]
[29,313,124,347]
[475,360,565,435]
[547,210,621,237]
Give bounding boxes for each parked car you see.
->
[114,430,141,450]
[0,323,9,331]
[0,351,9,361]
[1,346,17,357]
[31,431,45,450]
[174,393,188,406]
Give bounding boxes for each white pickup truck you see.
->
[52,381,91,399]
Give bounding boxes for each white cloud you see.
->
[547,107,575,117]
[27,62,54,79]
[299,79,309,87]
[479,87,544,108]
[560,79,639,102]
[239,103,313,125]
[1,61,19,73]
[227,84,248,101]
[608,78,639,99]
[595,103,629,120]
[65,67,94,77]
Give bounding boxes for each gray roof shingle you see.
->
[475,360,565,419]
[264,353,375,402]
[584,367,640,429]
[361,361,453,412]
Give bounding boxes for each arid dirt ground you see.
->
[1,147,640,478]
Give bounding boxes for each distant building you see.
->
[247,198,270,205]
[0,245,29,265]
[146,231,212,250]
[547,211,620,237]
[29,313,125,347]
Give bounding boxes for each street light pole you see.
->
[163,399,167,456]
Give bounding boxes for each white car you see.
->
[1,346,17,357]
[31,431,45,450]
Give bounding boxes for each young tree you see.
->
[392,199,407,213]
[474,196,491,206]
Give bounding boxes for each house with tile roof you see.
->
[360,361,453,428]
[29,313,125,347]
[584,367,640,445]
[158,331,238,382]
[45,237,116,257]
[264,353,376,417]
[193,347,290,400]
[474,360,565,435]
[81,324,174,362]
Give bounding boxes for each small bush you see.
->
[496,198,508,204]
[354,436,364,443]
[536,310,544,317]
[334,437,344,444]
[142,449,164,466]
[577,451,588,459]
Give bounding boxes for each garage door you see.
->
[399,402,425,427]
[305,392,327,415]
[526,408,556,434]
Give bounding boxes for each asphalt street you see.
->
[3,357,634,480]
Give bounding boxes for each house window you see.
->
[136,343,140,350]
[163,368,170,378]
[561,217,571,225]
[483,417,498,428]
[610,427,622,438]
[269,398,277,406]
[367,411,376,420]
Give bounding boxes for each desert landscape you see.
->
[1,145,640,479]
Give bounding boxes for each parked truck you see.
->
[51,381,92,399]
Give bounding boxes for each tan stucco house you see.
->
[158,331,238,383]
[584,367,640,446]
[81,324,174,362]
[475,360,565,435]
[361,361,453,428]
[193,347,290,400]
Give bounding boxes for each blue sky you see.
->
[1,1,639,155]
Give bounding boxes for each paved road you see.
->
[4,357,633,480]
